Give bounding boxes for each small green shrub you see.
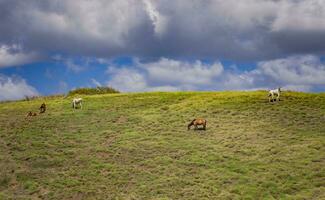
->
[68,87,119,96]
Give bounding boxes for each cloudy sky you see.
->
[1,0,325,100]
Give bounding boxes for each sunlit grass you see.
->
[0,91,324,199]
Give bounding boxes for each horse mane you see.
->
[189,119,196,125]
[187,119,195,127]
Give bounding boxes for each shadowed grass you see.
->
[0,91,324,199]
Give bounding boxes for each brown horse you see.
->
[188,118,206,130]
[39,103,46,113]
[26,111,37,117]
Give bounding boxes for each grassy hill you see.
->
[0,91,324,199]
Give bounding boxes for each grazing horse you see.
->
[188,118,207,130]
[39,103,46,113]
[26,111,37,117]
[268,87,281,102]
[72,98,83,109]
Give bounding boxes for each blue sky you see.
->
[1,57,255,95]
[1,0,325,100]
[0,56,259,95]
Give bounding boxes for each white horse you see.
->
[72,98,83,109]
[268,87,281,102]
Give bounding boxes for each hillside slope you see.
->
[0,91,324,199]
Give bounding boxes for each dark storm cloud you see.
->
[0,0,325,65]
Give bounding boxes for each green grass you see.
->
[0,91,324,199]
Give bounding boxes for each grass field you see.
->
[0,91,324,199]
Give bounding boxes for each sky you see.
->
[0,0,325,101]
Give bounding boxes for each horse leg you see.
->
[194,125,198,130]
[269,93,273,102]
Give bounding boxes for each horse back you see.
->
[194,118,206,125]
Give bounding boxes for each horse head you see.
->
[188,119,195,130]
[187,123,192,130]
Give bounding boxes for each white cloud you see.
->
[143,58,223,85]
[0,45,40,68]
[145,85,179,92]
[106,58,224,92]
[220,55,325,92]
[143,0,168,37]
[24,0,146,49]
[0,74,39,101]
[258,55,325,85]
[271,0,325,32]
[91,78,102,87]
[65,59,86,73]
[107,68,147,92]
[283,85,312,92]
[106,66,180,92]
[106,55,325,92]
